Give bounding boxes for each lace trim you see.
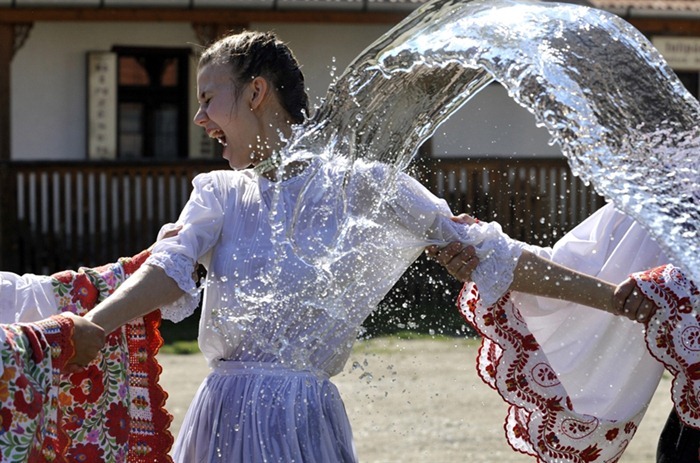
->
[160,292,200,323]
[145,252,197,295]
[145,252,200,323]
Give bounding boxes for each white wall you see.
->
[11,20,560,160]
[432,83,562,157]
[256,22,561,159]
[12,21,199,160]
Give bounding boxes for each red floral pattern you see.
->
[459,264,700,462]
[0,250,173,462]
[0,406,13,435]
[69,274,99,310]
[459,283,641,462]
[0,316,73,461]
[63,407,85,432]
[13,383,43,419]
[632,265,700,430]
[67,442,105,462]
[106,402,130,444]
[68,366,105,403]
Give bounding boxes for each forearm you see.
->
[509,250,616,312]
[84,264,185,334]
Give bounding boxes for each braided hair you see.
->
[199,31,309,124]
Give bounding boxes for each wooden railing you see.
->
[0,157,605,274]
[419,157,606,247]
[0,159,227,274]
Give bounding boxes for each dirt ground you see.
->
[159,337,670,462]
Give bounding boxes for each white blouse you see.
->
[147,159,523,374]
[0,272,57,324]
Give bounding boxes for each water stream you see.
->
[230,3,700,459]
[285,0,699,284]
[210,0,699,379]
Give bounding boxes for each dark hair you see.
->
[199,31,309,124]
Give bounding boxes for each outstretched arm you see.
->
[427,215,658,322]
[83,264,184,334]
[84,225,190,334]
[509,249,617,314]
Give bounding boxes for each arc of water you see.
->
[296,0,699,283]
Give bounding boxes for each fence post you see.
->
[0,162,18,272]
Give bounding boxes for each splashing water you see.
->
[208,0,699,372]
[283,0,699,284]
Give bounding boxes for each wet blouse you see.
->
[147,159,523,374]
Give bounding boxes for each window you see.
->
[114,47,191,159]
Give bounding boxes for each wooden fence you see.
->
[419,157,606,246]
[0,157,605,275]
[0,159,227,274]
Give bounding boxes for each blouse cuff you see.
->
[470,232,527,307]
[145,252,201,323]
[159,292,201,323]
[446,220,526,307]
[145,252,198,296]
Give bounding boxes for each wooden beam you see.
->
[626,17,700,36]
[0,24,17,270]
[0,8,409,25]
[0,24,11,162]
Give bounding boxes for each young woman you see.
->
[83,31,636,462]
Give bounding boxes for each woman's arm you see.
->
[430,239,657,323]
[83,265,184,334]
[509,250,617,314]
[85,173,226,333]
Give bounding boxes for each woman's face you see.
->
[194,63,264,170]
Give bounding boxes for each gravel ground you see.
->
[159,337,670,462]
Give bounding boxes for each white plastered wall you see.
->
[11,21,200,160]
[12,20,559,160]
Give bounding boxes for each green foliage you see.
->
[159,308,201,346]
[159,339,200,355]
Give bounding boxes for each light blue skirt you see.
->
[172,361,357,463]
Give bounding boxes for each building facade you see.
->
[0,0,696,272]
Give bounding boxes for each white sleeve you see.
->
[146,172,226,322]
[0,272,59,324]
[391,172,526,306]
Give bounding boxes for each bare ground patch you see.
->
[159,337,669,462]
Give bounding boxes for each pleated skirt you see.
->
[172,361,357,463]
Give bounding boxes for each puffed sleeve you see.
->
[0,272,59,324]
[146,173,226,321]
[390,171,526,307]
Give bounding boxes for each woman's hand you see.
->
[62,312,106,373]
[426,243,479,283]
[425,215,480,282]
[612,277,658,324]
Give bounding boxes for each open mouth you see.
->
[208,129,228,147]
